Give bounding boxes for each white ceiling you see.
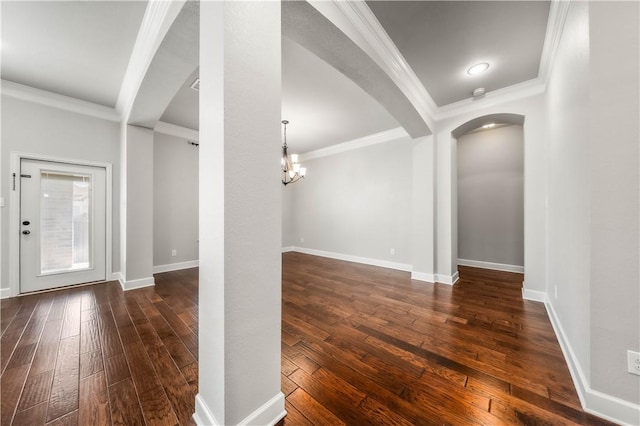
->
[282,36,399,154]
[367,1,550,106]
[1,1,552,152]
[1,1,147,107]
[160,68,199,131]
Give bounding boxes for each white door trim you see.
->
[9,152,113,297]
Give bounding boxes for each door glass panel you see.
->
[40,171,92,274]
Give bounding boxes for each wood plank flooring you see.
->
[2,253,616,425]
[1,269,198,426]
[278,252,616,426]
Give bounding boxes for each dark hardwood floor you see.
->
[1,269,198,425]
[2,253,615,425]
[278,252,615,426]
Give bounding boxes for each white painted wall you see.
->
[153,132,199,268]
[289,136,414,267]
[545,0,591,392]
[0,96,121,292]
[282,186,296,248]
[120,124,154,287]
[588,0,639,408]
[545,1,639,419]
[198,1,284,425]
[435,93,547,291]
[457,124,524,267]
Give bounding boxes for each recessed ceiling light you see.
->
[482,123,496,129]
[467,62,490,75]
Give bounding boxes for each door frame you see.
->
[9,152,113,297]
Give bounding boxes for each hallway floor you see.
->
[1,254,615,425]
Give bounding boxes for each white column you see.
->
[119,123,154,289]
[435,130,459,284]
[411,135,436,282]
[196,2,284,425]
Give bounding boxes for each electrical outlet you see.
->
[390,248,395,255]
[171,249,177,257]
[554,285,558,299]
[300,237,304,244]
[628,350,640,376]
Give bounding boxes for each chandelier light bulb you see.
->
[281,120,307,186]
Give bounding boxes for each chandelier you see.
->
[281,120,306,186]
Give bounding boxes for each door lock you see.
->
[22,221,30,226]
[22,230,31,235]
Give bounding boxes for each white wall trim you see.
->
[109,272,124,283]
[281,246,296,253]
[300,127,409,160]
[9,152,114,298]
[193,394,220,426]
[193,393,286,426]
[238,392,286,426]
[1,80,119,122]
[289,247,412,272]
[115,0,186,120]
[435,271,460,286]
[434,77,546,120]
[546,301,640,425]
[538,0,572,84]
[153,260,199,274]
[0,288,12,300]
[458,258,525,274]
[120,276,155,291]
[154,120,199,141]
[411,271,436,283]
[522,287,548,303]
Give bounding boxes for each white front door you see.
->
[20,159,106,293]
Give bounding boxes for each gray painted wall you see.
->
[153,132,199,267]
[547,0,640,407]
[0,96,121,290]
[457,124,524,267]
[289,137,413,266]
[588,0,639,405]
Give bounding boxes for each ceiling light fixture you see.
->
[467,62,490,75]
[482,123,495,129]
[281,120,306,186]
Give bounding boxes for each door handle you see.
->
[22,230,31,235]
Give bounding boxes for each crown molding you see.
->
[311,0,437,132]
[1,80,119,122]
[154,120,199,140]
[538,0,572,84]
[115,0,186,120]
[434,77,546,121]
[300,127,409,161]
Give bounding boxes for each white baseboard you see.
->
[0,288,12,299]
[457,258,524,273]
[193,392,286,426]
[411,271,436,283]
[522,287,548,303]
[435,271,460,285]
[238,392,286,426]
[109,272,124,283]
[546,301,640,425]
[281,246,295,253]
[193,394,220,426]
[288,247,412,272]
[153,260,199,274]
[120,276,155,291]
